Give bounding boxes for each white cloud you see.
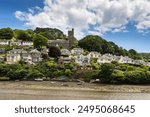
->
[15,0,150,39]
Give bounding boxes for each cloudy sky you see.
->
[1,0,150,52]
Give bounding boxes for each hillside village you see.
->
[0,28,150,67]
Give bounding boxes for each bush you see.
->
[97,63,115,83]
[112,70,125,83]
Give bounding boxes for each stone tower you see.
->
[68,28,75,48]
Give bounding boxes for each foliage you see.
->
[33,34,48,50]
[48,46,61,59]
[34,27,66,40]
[0,28,14,39]
[14,29,33,41]
[97,63,115,83]
[78,35,128,56]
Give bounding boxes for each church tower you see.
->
[68,28,75,48]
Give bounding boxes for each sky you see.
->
[1,0,150,53]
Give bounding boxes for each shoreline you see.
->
[0,81,150,93]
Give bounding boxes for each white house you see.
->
[118,56,134,64]
[59,56,72,64]
[74,54,90,66]
[22,41,33,46]
[8,49,23,54]
[97,54,114,64]
[6,54,21,64]
[0,40,9,45]
[133,60,146,65]
[71,48,83,55]
[60,49,71,56]
[88,51,101,59]
[10,40,22,46]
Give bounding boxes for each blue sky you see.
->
[1,0,150,53]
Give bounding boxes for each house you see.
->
[74,54,90,66]
[97,54,114,64]
[88,51,101,59]
[60,49,71,56]
[83,55,91,65]
[71,48,83,55]
[8,49,23,54]
[22,41,33,46]
[10,40,22,46]
[0,48,6,54]
[0,40,9,45]
[74,54,84,65]
[118,56,134,64]
[6,54,21,64]
[29,49,42,63]
[21,50,32,64]
[133,60,146,65]
[59,56,72,64]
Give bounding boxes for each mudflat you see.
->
[0,81,150,100]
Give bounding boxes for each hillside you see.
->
[78,35,141,59]
[34,27,67,40]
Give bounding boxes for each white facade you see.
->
[0,40,9,45]
[6,54,21,64]
[22,41,33,46]
[61,49,71,56]
[74,54,90,66]
[88,51,101,59]
[71,48,83,55]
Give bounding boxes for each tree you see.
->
[34,27,66,40]
[65,69,71,76]
[14,29,32,41]
[48,46,61,59]
[97,63,115,83]
[0,28,14,39]
[78,35,103,52]
[33,34,48,50]
[128,49,141,59]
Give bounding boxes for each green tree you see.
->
[65,69,71,76]
[0,28,14,39]
[48,46,61,59]
[15,29,32,41]
[33,34,48,50]
[97,63,115,83]
[78,35,103,52]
